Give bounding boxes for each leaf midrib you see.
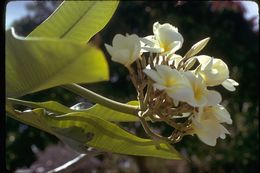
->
[59,1,96,39]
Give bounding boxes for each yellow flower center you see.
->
[194,86,203,100]
[164,78,176,87]
[162,43,171,52]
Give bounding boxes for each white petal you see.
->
[197,55,212,70]
[227,78,239,86]
[112,34,128,49]
[193,119,230,146]
[218,124,230,139]
[141,35,157,46]
[143,69,164,84]
[221,78,239,91]
[141,46,163,53]
[167,85,193,103]
[183,71,195,82]
[155,65,183,82]
[192,96,207,107]
[206,90,222,106]
[128,34,140,45]
[192,119,218,146]
[157,25,183,48]
[132,44,141,60]
[153,22,160,34]
[105,44,115,57]
[214,105,232,124]
[197,132,217,146]
[112,50,130,65]
[221,79,238,91]
[167,41,183,54]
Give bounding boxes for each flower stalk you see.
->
[62,84,139,116]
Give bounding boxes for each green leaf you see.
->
[8,98,139,122]
[6,104,182,160]
[6,29,109,98]
[49,113,182,160]
[27,1,119,43]
[76,100,139,122]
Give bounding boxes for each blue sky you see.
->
[5,1,31,28]
[5,1,259,30]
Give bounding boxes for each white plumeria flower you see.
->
[105,34,141,67]
[141,22,184,55]
[143,65,193,103]
[190,105,232,146]
[183,71,222,107]
[196,55,239,91]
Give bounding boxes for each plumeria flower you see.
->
[141,22,184,55]
[143,65,193,103]
[196,55,239,91]
[183,71,222,107]
[190,105,232,146]
[105,34,141,67]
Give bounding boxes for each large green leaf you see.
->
[27,1,119,42]
[6,29,109,98]
[8,98,139,122]
[6,104,182,160]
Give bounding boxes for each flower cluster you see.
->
[105,22,238,146]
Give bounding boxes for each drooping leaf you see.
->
[6,104,182,160]
[6,28,109,98]
[49,112,182,160]
[27,1,119,43]
[8,98,139,122]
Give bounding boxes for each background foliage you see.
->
[6,1,259,172]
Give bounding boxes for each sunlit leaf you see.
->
[27,1,119,42]
[6,29,109,98]
[6,105,182,160]
[79,100,139,122]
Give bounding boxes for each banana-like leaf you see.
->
[6,105,182,160]
[6,29,109,98]
[27,1,119,42]
[8,98,139,122]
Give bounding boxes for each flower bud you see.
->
[185,37,210,58]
